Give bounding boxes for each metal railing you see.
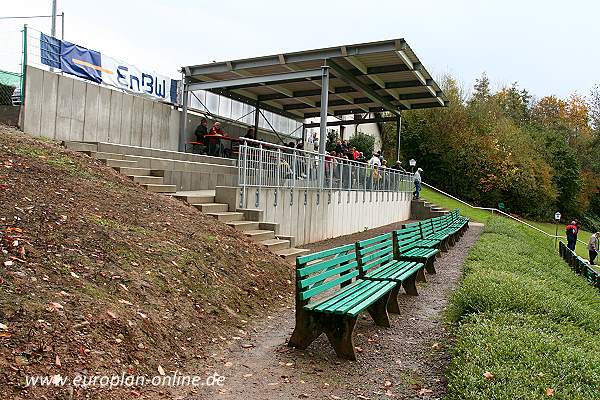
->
[422,182,587,246]
[237,138,414,207]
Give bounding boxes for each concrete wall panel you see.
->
[69,80,86,141]
[23,66,44,136]
[141,99,154,148]
[131,96,144,147]
[108,91,123,143]
[55,75,74,140]
[120,93,133,145]
[97,86,111,142]
[40,70,58,138]
[83,84,99,142]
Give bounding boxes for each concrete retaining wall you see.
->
[217,187,412,246]
[22,66,299,151]
[23,66,179,150]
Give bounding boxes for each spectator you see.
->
[207,122,227,156]
[392,160,406,172]
[368,153,381,168]
[356,152,366,163]
[413,167,423,199]
[589,232,600,265]
[209,121,226,136]
[194,118,208,144]
[565,220,579,251]
[243,127,256,140]
[335,139,344,154]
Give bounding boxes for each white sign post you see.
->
[554,211,561,249]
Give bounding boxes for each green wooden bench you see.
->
[559,241,600,290]
[394,228,440,274]
[355,233,424,314]
[449,209,469,235]
[401,222,442,249]
[288,244,396,360]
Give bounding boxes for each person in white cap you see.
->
[413,168,423,199]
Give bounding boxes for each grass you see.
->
[421,186,594,259]
[445,217,600,399]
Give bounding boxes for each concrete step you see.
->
[195,203,229,213]
[105,159,138,168]
[142,184,177,193]
[92,151,126,160]
[226,220,260,231]
[207,212,244,222]
[173,191,216,204]
[275,234,296,248]
[118,167,152,176]
[260,238,291,252]
[275,247,311,262]
[130,175,164,185]
[244,230,276,242]
[63,141,98,153]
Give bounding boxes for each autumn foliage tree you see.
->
[388,73,600,228]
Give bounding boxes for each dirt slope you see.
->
[0,124,294,399]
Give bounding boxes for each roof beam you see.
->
[187,69,323,91]
[344,56,411,110]
[328,59,401,116]
[304,116,397,128]
[228,70,319,110]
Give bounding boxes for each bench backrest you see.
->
[394,228,423,254]
[420,219,435,238]
[355,233,395,275]
[295,244,358,303]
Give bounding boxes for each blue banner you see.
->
[39,34,179,104]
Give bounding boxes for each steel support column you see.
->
[318,64,330,185]
[179,75,189,152]
[254,101,260,136]
[395,113,402,162]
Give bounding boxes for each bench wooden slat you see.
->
[305,279,371,311]
[345,281,396,317]
[356,238,393,255]
[297,251,356,277]
[334,280,395,315]
[299,261,358,289]
[297,243,355,265]
[299,270,359,301]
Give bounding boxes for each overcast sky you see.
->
[1,0,598,99]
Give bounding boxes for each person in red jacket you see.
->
[565,220,579,251]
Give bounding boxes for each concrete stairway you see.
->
[63,141,308,262]
[410,199,449,220]
[174,190,309,262]
[65,142,177,193]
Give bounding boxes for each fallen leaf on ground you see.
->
[106,311,117,319]
[384,380,393,387]
[431,342,440,350]
[157,365,165,376]
[418,388,433,395]
[355,346,364,353]
[546,388,555,397]
[0,322,7,331]
[119,299,133,306]
[241,344,254,349]
[48,302,64,312]
[55,355,61,367]
[483,371,494,381]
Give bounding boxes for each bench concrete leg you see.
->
[425,257,436,275]
[288,311,324,350]
[387,284,401,314]
[324,316,358,361]
[416,266,427,282]
[367,292,392,327]
[402,274,419,296]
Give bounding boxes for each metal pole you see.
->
[318,64,330,186]
[20,24,27,104]
[395,113,402,162]
[301,123,307,145]
[51,0,57,37]
[61,12,64,39]
[254,101,260,137]
[179,74,188,152]
[555,220,558,249]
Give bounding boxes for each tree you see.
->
[348,132,375,159]
[470,72,491,104]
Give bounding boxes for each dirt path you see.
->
[198,223,484,400]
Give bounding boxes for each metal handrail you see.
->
[422,181,587,245]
